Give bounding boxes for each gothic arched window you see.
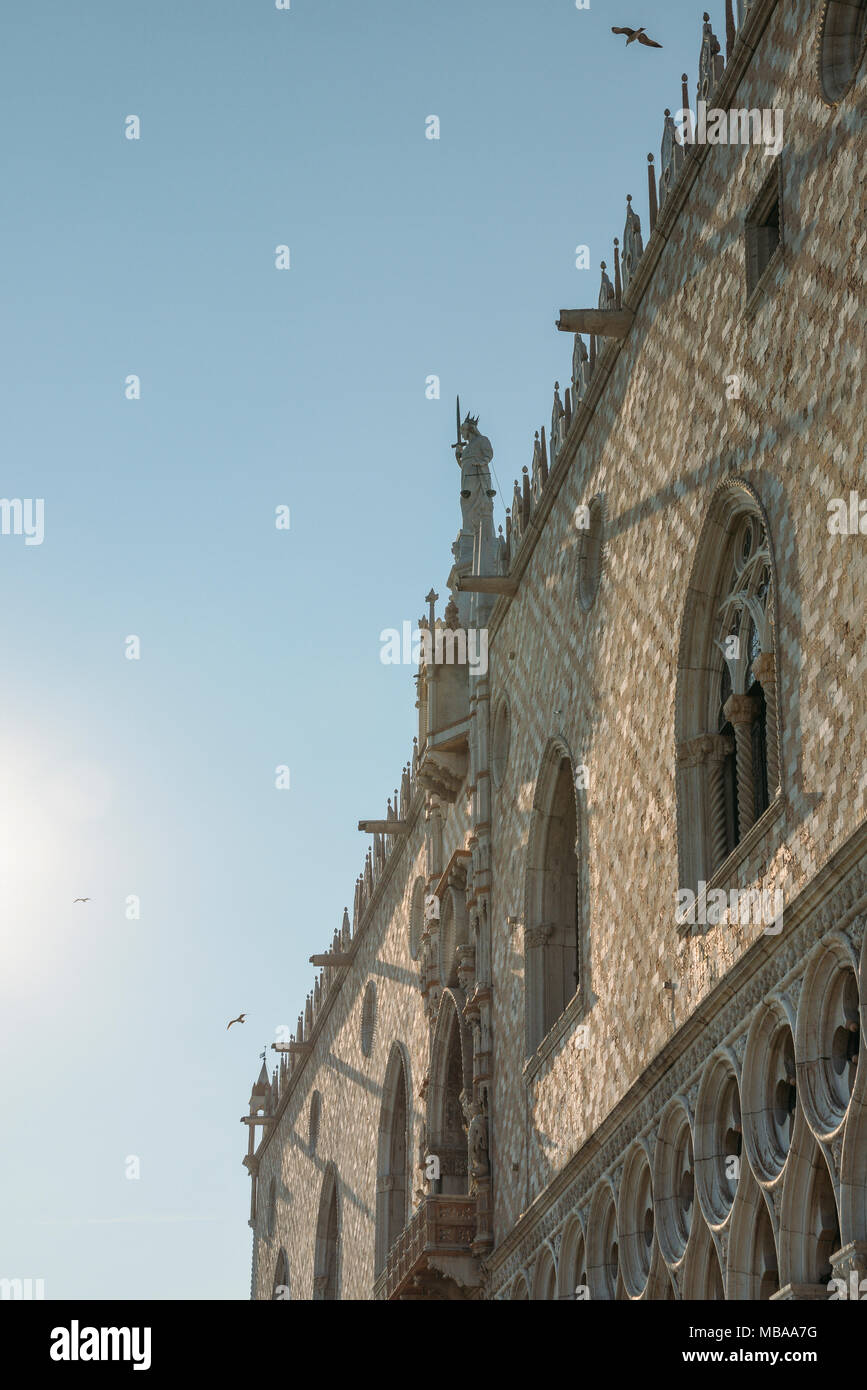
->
[375,1045,411,1275]
[313,1167,339,1301]
[676,483,781,895]
[524,741,585,1055]
[428,995,472,1197]
[271,1248,289,1300]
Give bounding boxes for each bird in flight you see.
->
[227,1013,246,1030]
[72,897,91,903]
[612,26,663,47]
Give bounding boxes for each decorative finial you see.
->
[647,154,658,232]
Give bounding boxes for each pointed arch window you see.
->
[525,743,585,1055]
[428,996,472,1197]
[313,1167,339,1301]
[676,486,781,896]
[375,1046,411,1275]
[271,1249,289,1300]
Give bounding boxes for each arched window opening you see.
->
[375,1047,411,1275]
[272,1249,289,1300]
[428,998,471,1198]
[313,1168,339,1301]
[441,1020,468,1195]
[525,747,582,1054]
[676,487,780,894]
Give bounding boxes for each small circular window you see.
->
[577,496,605,612]
[309,1091,321,1151]
[491,697,511,788]
[361,981,377,1056]
[818,0,867,104]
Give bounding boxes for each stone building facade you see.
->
[244,0,867,1300]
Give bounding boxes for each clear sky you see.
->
[1,0,714,1299]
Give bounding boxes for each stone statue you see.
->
[467,1094,490,1190]
[457,414,495,533]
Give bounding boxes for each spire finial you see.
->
[647,153,658,232]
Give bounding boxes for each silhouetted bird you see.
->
[612,26,663,47]
[227,1013,247,1030]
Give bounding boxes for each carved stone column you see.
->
[706,732,735,873]
[723,692,761,836]
[751,649,780,794]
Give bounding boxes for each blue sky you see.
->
[0,0,712,1299]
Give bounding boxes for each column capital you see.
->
[723,691,760,727]
[751,650,775,686]
[676,733,715,768]
[676,732,734,767]
[706,732,736,763]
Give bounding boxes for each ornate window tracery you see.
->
[675,483,781,897]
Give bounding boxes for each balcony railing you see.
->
[373,1194,479,1300]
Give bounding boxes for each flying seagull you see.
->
[226,1013,246,1030]
[612,26,663,47]
[72,897,91,903]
